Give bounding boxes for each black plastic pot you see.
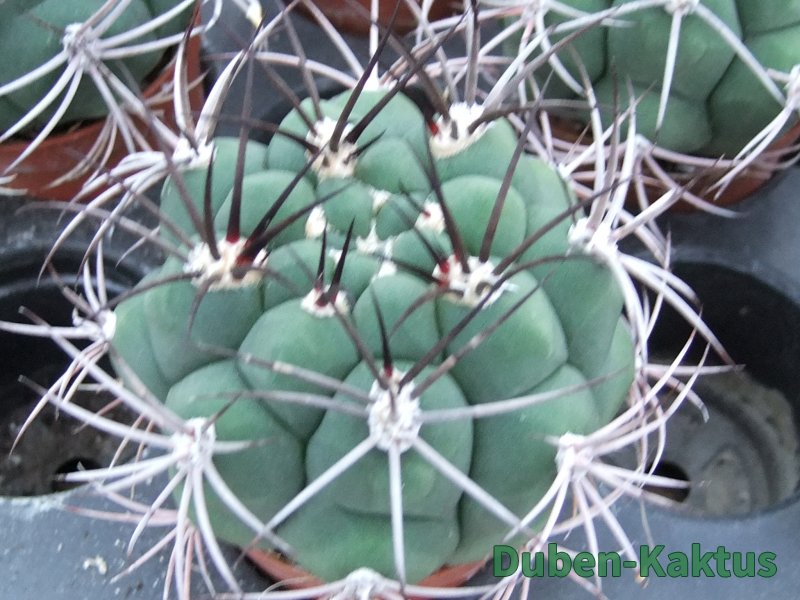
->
[0,201,146,498]
[199,0,372,140]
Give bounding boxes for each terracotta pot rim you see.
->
[298,0,458,36]
[246,547,487,594]
[546,113,800,210]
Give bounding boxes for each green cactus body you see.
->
[0,0,193,132]
[525,0,800,156]
[112,87,635,582]
[0,1,45,21]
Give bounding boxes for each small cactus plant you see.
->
[0,0,231,197]
[501,0,800,155]
[0,0,198,136]
[5,4,719,598]
[494,0,800,203]
[107,78,638,582]
[0,1,277,198]
[0,1,196,130]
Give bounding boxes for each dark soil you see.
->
[0,358,135,497]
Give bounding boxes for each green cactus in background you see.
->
[511,0,800,156]
[109,80,636,583]
[0,0,194,133]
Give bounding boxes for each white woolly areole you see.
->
[430,103,491,159]
[368,371,421,452]
[568,217,617,260]
[62,22,100,70]
[555,433,590,477]
[185,239,267,290]
[172,418,216,466]
[373,259,397,279]
[328,248,343,264]
[307,117,357,179]
[73,309,116,342]
[171,136,215,171]
[300,287,350,318]
[355,223,387,256]
[331,569,388,600]
[305,206,328,239]
[433,256,510,307]
[665,0,699,15]
[371,189,391,212]
[360,233,396,281]
[415,201,445,233]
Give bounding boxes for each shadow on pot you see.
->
[0,199,155,498]
[639,263,800,516]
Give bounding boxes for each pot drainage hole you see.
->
[0,366,135,497]
[617,263,800,516]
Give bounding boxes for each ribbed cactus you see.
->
[0,5,721,597]
[108,84,636,583]
[513,0,800,156]
[0,0,194,133]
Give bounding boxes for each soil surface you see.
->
[0,359,135,497]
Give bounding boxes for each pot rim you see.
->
[245,547,487,593]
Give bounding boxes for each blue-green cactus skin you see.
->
[112,87,635,582]
[0,0,193,132]
[527,0,800,156]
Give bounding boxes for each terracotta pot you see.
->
[0,32,205,202]
[246,548,486,597]
[302,0,458,36]
[548,115,800,212]
[650,122,800,212]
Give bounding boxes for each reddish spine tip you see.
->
[234,253,251,268]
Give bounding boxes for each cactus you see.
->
[500,0,800,157]
[0,0,196,133]
[3,4,721,597]
[100,65,642,581]
[0,1,281,198]
[0,0,203,197]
